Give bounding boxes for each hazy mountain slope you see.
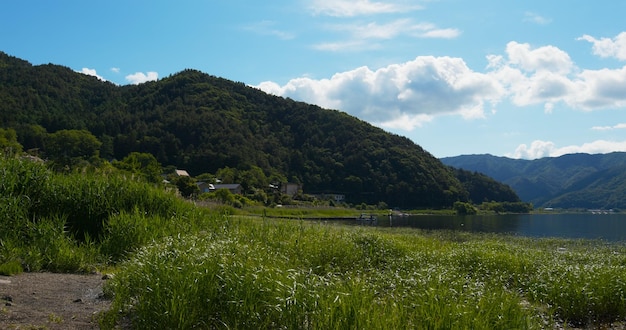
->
[441,153,626,209]
[544,165,626,209]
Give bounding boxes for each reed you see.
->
[0,157,212,272]
[107,219,616,329]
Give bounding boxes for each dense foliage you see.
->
[451,167,520,204]
[0,51,522,208]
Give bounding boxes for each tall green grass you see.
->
[0,156,216,271]
[102,219,626,329]
[108,219,620,329]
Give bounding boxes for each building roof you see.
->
[175,169,190,177]
[213,184,241,189]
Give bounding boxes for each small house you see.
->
[281,182,301,197]
[212,183,243,195]
[197,182,215,193]
[175,169,190,177]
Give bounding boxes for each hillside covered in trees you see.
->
[442,153,626,209]
[0,51,520,208]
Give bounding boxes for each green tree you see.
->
[113,152,162,183]
[0,128,23,155]
[216,167,237,183]
[46,129,102,167]
[195,172,216,183]
[454,201,477,215]
[17,124,47,152]
[175,176,199,198]
[239,166,268,193]
[214,188,235,205]
[250,188,268,204]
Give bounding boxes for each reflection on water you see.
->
[353,213,626,242]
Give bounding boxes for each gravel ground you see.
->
[0,272,113,329]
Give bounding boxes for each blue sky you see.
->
[2,0,626,159]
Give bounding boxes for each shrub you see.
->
[454,201,477,215]
[0,260,23,275]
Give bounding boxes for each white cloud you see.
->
[591,123,626,131]
[508,140,626,159]
[312,40,380,52]
[377,113,433,130]
[523,12,551,25]
[315,19,460,51]
[125,72,158,85]
[260,35,626,134]
[570,66,626,109]
[327,19,460,40]
[508,140,557,159]
[334,19,413,39]
[309,0,422,17]
[504,41,573,74]
[111,67,120,73]
[578,32,626,61]
[488,41,626,111]
[257,56,503,130]
[243,20,295,40]
[418,28,461,39]
[79,68,106,81]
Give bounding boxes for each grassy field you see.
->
[2,156,626,329]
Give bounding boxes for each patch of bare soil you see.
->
[0,272,112,329]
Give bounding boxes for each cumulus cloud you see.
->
[592,123,626,131]
[571,66,626,109]
[508,140,626,159]
[79,68,106,81]
[309,0,422,17]
[125,71,158,85]
[508,140,558,159]
[111,67,120,73]
[259,33,626,133]
[257,56,503,130]
[503,41,573,73]
[578,32,626,61]
[488,41,626,111]
[378,113,434,130]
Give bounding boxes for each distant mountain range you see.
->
[441,153,626,210]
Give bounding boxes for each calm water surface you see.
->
[355,213,626,242]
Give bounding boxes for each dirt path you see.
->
[0,272,113,329]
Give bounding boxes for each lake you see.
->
[352,213,626,242]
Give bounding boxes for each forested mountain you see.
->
[441,153,626,209]
[450,168,520,204]
[0,51,519,208]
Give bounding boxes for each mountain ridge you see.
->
[441,152,626,209]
